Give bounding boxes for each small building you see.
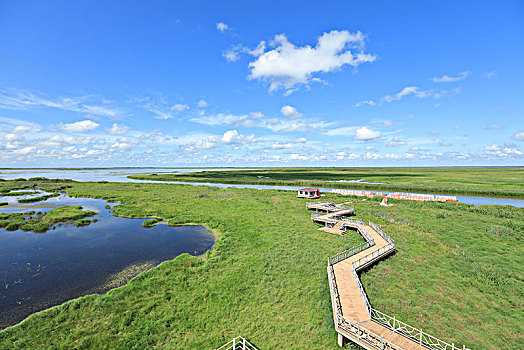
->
[297,188,321,199]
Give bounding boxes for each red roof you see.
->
[299,188,319,191]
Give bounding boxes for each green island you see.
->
[0,205,96,232]
[129,167,524,198]
[17,192,60,203]
[0,179,522,349]
[142,218,159,227]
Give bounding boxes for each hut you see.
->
[297,188,321,199]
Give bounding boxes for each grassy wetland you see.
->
[130,167,524,198]
[0,179,521,349]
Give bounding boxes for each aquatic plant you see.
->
[141,218,159,227]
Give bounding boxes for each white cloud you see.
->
[221,130,239,144]
[250,111,264,119]
[293,137,306,143]
[197,99,208,108]
[13,125,31,134]
[105,123,130,135]
[223,49,240,62]
[486,125,503,130]
[354,100,376,107]
[388,136,406,147]
[355,126,381,140]
[514,131,524,140]
[271,142,293,149]
[247,30,375,93]
[171,104,189,111]
[356,87,431,107]
[216,22,229,33]
[432,71,470,83]
[485,144,500,152]
[59,120,100,132]
[281,105,302,118]
[190,113,247,126]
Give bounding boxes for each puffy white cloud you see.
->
[293,137,306,143]
[485,144,500,152]
[221,130,239,144]
[355,127,381,140]
[170,104,189,111]
[280,105,302,118]
[216,22,229,33]
[429,131,440,135]
[514,131,524,140]
[105,123,130,135]
[432,71,470,83]
[247,30,375,93]
[197,99,208,108]
[58,120,99,132]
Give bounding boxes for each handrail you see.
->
[352,243,395,271]
[369,221,394,244]
[338,315,404,350]
[328,242,369,265]
[357,224,375,246]
[352,267,371,316]
[215,336,258,350]
[370,308,465,350]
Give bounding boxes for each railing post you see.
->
[243,337,246,349]
[233,337,235,349]
[419,329,422,345]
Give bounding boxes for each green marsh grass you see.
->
[0,181,522,349]
[130,167,524,198]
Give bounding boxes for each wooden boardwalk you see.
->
[309,202,468,350]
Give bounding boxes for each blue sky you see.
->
[0,0,523,167]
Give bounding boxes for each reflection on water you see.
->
[0,193,215,329]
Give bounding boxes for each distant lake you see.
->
[0,168,523,207]
[0,192,215,329]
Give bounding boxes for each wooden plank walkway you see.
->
[316,202,467,350]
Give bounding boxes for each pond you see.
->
[0,192,215,329]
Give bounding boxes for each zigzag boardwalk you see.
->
[307,202,469,350]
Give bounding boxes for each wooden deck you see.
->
[315,201,466,350]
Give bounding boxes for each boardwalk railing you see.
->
[326,220,469,350]
[351,242,395,271]
[328,242,370,265]
[215,336,258,350]
[368,221,394,244]
[370,308,466,350]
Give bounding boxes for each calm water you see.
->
[0,168,523,207]
[0,193,215,329]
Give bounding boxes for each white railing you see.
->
[352,243,395,271]
[215,336,258,350]
[352,267,371,316]
[328,242,369,265]
[369,221,394,244]
[370,308,467,350]
[357,224,375,245]
[338,316,404,350]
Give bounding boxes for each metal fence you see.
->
[215,336,258,350]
